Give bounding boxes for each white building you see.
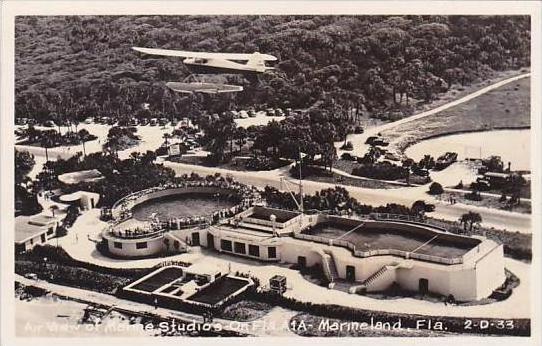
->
[15,214,60,253]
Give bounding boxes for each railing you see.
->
[294,232,463,265]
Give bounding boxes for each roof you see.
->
[59,190,100,202]
[484,172,510,179]
[27,214,59,226]
[186,262,224,277]
[15,216,53,243]
[58,169,104,185]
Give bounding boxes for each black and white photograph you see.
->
[1,1,540,344]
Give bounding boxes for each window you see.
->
[47,227,54,235]
[40,234,46,243]
[221,239,232,252]
[234,242,246,254]
[268,246,277,258]
[248,245,260,257]
[136,242,148,249]
[114,242,123,249]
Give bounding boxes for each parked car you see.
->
[43,120,55,127]
[159,118,169,126]
[149,118,158,126]
[139,118,149,126]
[129,118,139,126]
[354,126,364,134]
[248,109,256,117]
[266,108,275,116]
[239,110,249,119]
[84,117,93,124]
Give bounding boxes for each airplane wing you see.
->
[132,47,277,61]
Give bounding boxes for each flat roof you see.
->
[15,216,51,243]
[27,214,59,226]
[58,169,104,185]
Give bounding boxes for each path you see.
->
[336,73,531,158]
[16,247,531,320]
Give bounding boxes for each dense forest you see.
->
[15,15,530,123]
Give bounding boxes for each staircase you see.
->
[315,249,339,287]
[349,264,396,294]
[361,266,388,287]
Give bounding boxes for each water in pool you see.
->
[132,193,237,221]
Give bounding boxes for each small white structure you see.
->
[15,214,60,253]
[59,190,100,210]
[58,169,104,185]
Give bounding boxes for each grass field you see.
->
[384,76,530,154]
[130,267,184,293]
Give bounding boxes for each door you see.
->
[346,265,356,282]
[207,233,215,250]
[419,278,429,295]
[192,232,200,246]
[297,256,306,268]
[90,198,95,208]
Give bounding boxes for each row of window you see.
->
[113,241,148,249]
[220,239,276,259]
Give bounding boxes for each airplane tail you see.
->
[246,52,274,73]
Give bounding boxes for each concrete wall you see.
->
[105,235,165,258]
[474,244,506,299]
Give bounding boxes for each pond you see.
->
[405,129,530,171]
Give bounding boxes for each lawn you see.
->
[384,76,530,154]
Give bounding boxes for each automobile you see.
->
[149,118,158,126]
[139,118,149,126]
[412,167,430,177]
[266,108,275,116]
[354,126,364,134]
[248,109,256,117]
[159,118,169,126]
[117,118,130,126]
[285,108,292,116]
[84,117,93,124]
[43,120,55,127]
[384,152,400,161]
[129,118,139,126]
[231,110,240,119]
[106,117,117,125]
[239,110,249,119]
[340,153,357,161]
[275,108,284,116]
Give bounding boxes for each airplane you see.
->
[132,47,277,75]
[166,81,243,95]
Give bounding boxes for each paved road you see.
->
[336,72,531,158]
[162,160,531,233]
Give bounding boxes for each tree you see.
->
[15,150,35,185]
[428,182,444,195]
[459,211,482,232]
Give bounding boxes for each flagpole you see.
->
[299,147,303,214]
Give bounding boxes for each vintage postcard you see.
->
[1,1,540,345]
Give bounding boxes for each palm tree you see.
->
[459,212,482,232]
[40,136,53,162]
[49,205,59,217]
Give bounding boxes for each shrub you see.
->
[340,141,353,151]
[428,182,444,195]
[352,162,408,181]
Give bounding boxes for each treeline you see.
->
[15,15,530,123]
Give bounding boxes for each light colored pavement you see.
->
[16,244,531,320]
[15,274,298,336]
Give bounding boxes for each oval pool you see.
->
[132,192,238,221]
[405,129,530,171]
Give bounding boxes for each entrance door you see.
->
[419,278,429,295]
[192,232,200,246]
[297,256,307,268]
[90,198,95,208]
[207,233,215,250]
[346,265,356,282]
